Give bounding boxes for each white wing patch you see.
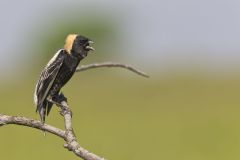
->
[34,49,64,105]
[46,49,63,67]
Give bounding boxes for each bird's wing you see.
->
[34,49,65,106]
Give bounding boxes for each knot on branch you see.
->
[63,143,74,151]
[0,122,6,126]
[60,108,72,117]
[64,143,74,151]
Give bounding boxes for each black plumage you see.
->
[34,34,94,122]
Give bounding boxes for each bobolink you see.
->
[34,34,94,122]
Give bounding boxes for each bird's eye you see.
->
[79,40,88,45]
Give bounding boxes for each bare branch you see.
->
[76,62,149,78]
[0,114,65,138]
[0,97,106,160]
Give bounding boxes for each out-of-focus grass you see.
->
[1,70,240,160]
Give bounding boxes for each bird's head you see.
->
[64,34,95,58]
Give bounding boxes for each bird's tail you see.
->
[36,100,53,123]
[46,101,53,116]
[36,101,47,123]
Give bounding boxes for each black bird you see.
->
[34,34,94,122]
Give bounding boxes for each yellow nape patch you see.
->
[64,34,78,54]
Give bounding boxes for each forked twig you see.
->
[0,96,105,160]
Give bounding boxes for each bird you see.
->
[34,34,95,123]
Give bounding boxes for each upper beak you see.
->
[88,40,94,44]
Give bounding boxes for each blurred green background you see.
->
[1,1,240,160]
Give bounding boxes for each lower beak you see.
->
[86,46,95,51]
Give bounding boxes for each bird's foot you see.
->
[57,93,67,103]
[57,93,72,116]
[47,93,70,116]
[47,97,64,108]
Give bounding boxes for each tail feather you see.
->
[39,106,46,123]
[36,100,54,123]
[37,101,47,123]
[46,101,53,116]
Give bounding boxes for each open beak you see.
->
[86,41,95,51]
[86,46,95,51]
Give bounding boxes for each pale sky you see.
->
[1,0,240,77]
